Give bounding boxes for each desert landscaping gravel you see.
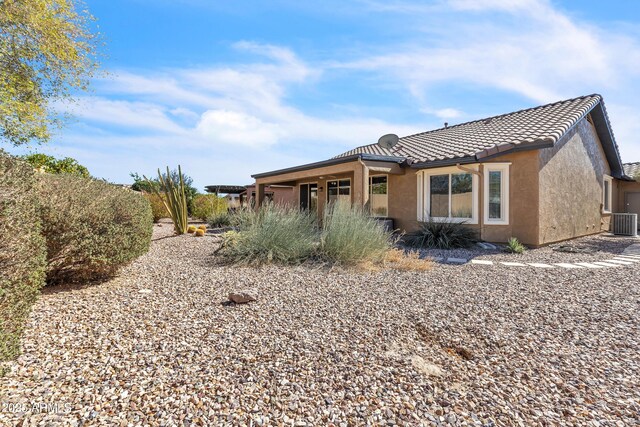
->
[1,222,639,426]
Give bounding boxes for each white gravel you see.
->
[1,221,639,426]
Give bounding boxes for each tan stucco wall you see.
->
[537,118,611,245]
[388,171,417,232]
[479,150,540,245]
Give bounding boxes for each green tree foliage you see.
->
[131,170,198,214]
[0,0,99,145]
[22,153,89,177]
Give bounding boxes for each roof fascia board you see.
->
[252,154,406,179]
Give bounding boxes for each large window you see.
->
[418,166,478,224]
[603,175,613,213]
[327,179,351,204]
[369,175,388,217]
[483,163,510,225]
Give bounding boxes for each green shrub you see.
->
[406,219,478,249]
[219,204,317,265]
[505,237,526,254]
[21,153,90,178]
[192,194,227,221]
[36,174,154,285]
[0,152,47,364]
[320,201,392,264]
[208,211,232,228]
[144,192,169,222]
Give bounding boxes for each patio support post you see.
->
[354,159,369,208]
[255,182,266,210]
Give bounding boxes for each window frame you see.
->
[483,163,510,226]
[369,174,388,217]
[327,178,351,203]
[603,175,613,214]
[417,165,479,224]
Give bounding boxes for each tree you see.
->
[22,153,90,177]
[0,0,99,146]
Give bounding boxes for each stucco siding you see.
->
[388,172,418,232]
[537,117,611,245]
[480,150,540,245]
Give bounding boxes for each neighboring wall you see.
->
[537,117,611,245]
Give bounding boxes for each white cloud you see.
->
[195,110,283,148]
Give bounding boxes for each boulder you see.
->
[228,290,257,304]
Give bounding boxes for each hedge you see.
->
[0,152,47,364]
[37,174,154,285]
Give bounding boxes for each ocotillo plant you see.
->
[145,166,188,234]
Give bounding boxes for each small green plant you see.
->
[320,201,392,264]
[219,203,317,265]
[406,219,478,249]
[505,237,526,254]
[145,165,188,234]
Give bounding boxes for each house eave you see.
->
[251,154,407,179]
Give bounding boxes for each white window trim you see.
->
[417,165,479,224]
[603,175,613,214]
[483,163,510,226]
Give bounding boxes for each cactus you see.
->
[145,165,189,234]
[197,224,207,231]
[187,225,197,233]
[195,229,205,237]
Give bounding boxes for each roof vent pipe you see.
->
[444,122,448,128]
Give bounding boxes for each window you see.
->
[603,175,613,213]
[418,166,479,224]
[327,179,351,204]
[369,175,388,217]
[483,163,510,225]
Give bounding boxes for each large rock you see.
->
[410,355,444,377]
[228,290,257,304]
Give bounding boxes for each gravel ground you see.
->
[409,233,640,264]
[1,222,639,426]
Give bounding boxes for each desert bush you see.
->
[406,219,478,249]
[192,194,227,221]
[219,204,317,265]
[320,201,392,264]
[229,207,259,230]
[36,174,153,284]
[505,237,526,254]
[144,193,168,222]
[208,211,232,228]
[0,152,47,364]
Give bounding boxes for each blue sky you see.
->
[8,0,640,189]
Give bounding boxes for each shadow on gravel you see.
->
[41,281,100,295]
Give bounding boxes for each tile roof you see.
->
[624,162,640,179]
[333,94,605,165]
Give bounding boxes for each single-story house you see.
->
[251,94,638,246]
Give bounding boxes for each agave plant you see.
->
[145,165,188,234]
